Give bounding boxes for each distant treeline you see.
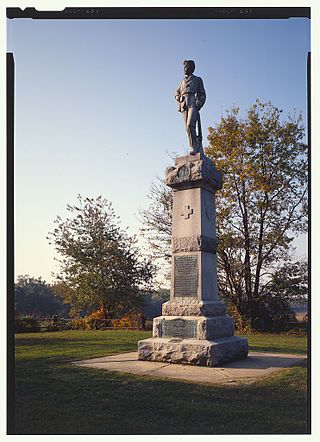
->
[14,275,169,320]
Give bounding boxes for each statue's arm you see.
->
[175,82,182,102]
[196,78,206,109]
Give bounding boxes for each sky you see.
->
[7,15,310,283]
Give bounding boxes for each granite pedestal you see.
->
[138,153,248,366]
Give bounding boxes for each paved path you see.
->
[73,351,306,385]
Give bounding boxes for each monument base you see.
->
[152,315,235,340]
[137,336,248,367]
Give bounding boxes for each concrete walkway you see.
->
[73,351,306,385]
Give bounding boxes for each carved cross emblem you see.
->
[181,204,194,219]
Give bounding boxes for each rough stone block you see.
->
[171,235,217,253]
[165,155,223,191]
[199,316,234,340]
[162,300,226,317]
[137,336,248,367]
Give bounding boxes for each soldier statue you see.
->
[175,60,206,155]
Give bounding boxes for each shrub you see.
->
[111,311,142,329]
[15,316,39,333]
[84,306,110,330]
[45,316,72,331]
[70,318,86,330]
[69,307,144,330]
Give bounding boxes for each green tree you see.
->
[139,100,308,331]
[206,100,307,329]
[15,275,68,317]
[47,195,154,318]
[248,259,307,331]
[142,288,170,319]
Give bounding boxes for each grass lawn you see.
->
[13,330,308,435]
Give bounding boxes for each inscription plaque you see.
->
[174,255,198,297]
[160,318,197,339]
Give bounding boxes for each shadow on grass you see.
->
[14,330,308,435]
[15,330,150,347]
[249,346,307,355]
[14,360,308,435]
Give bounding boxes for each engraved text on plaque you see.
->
[174,255,198,297]
[160,318,197,339]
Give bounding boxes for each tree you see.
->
[142,288,170,319]
[47,195,154,318]
[206,100,307,329]
[139,100,308,330]
[15,275,68,317]
[138,179,172,283]
[251,259,307,331]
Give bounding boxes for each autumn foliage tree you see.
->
[206,100,307,329]
[48,195,154,318]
